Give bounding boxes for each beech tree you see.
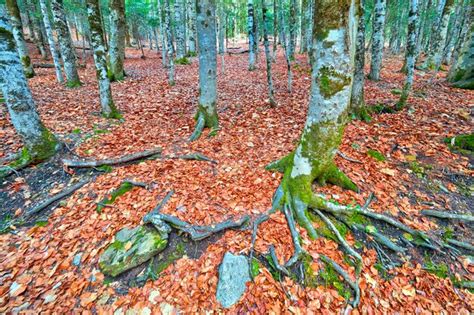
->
[51,0,82,87]
[164,0,175,85]
[448,22,474,89]
[86,0,121,118]
[5,0,35,78]
[369,0,387,80]
[248,0,257,71]
[109,0,127,81]
[174,0,186,60]
[39,0,64,83]
[189,0,218,141]
[186,0,197,54]
[261,0,275,106]
[0,16,58,170]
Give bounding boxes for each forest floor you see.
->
[0,44,473,313]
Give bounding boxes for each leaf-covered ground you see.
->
[0,45,473,313]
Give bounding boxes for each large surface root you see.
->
[63,148,162,168]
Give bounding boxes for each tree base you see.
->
[189,107,219,141]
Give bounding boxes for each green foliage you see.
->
[367,149,386,162]
[423,257,448,279]
[96,181,134,213]
[96,165,113,173]
[444,134,474,155]
[175,57,191,65]
[72,128,82,134]
[390,89,402,95]
[319,262,351,300]
[250,257,260,278]
[35,220,49,227]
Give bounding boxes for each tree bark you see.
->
[175,0,186,59]
[248,0,257,70]
[368,0,386,80]
[86,0,121,118]
[288,0,297,59]
[272,0,278,61]
[261,0,275,106]
[397,0,419,109]
[218,0,226,73]
[448,22,474,89]
[165,0,175,85]
[26,0,48,60]
[5,0,35,78]
[186,0,197,54]
[0,16,58,162]
[190,0,218,141]
[39,0,64,83]
[51,0,81,87]
[109,0,126,81]
[351,0,369,121]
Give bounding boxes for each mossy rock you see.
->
[99,225,168,277]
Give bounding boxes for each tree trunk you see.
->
[39,0,64,83]
[165,0,175,85]
[5,0,35,78]
[0,16,58,162]
[175,0,186,59]
[248,0,257,70]
[299,0,311,53]
[278,0,292,92]
[261,0,275,107]
[423,0,454,70]
[369,0,386,81]
[272,0,278,61]
[218,0,226,73]
[26,0,48,60]
[86,0,121,118]
[448,5,471,75]
[274,0,358,238]
[186,0,197,54]
[351,0,369,122]
[289,0,297,59]
[447,23,474,89]
[109,0,126,81]
[158,0,167,66]
[397,0,419,109]
[51,0,81,87]
[191,0,218,141]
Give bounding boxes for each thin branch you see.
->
[421,210,474,222]
[63,148,162,168]
[337,151,363,164]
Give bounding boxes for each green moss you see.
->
[97,181,134,213]
[250,257,260,278]
[196,103,219,130]
[0,214,12,234]
[66,80,82,88]
[444,134,474,152]
[408,161,427,178]
[102,107,123,120]
[351,107,372,123]
[309,212,348,242]
[186,51,197,57]
[367,149,386,162]
[35,220,49,227]
[318,66,351,98]
[175,57,191,65]
[423,257,448,279]
[72,128,82,134]
[319,261,351,300]
[391,89,402,95]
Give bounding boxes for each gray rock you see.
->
[216,252,250,308]
[99,225,168,277]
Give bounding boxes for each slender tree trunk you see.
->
[274,0,358,236]
[351,0,369,122]
[0,16,58,162]
[158,0,167,66]
[448,5,471,75]
[86,0,121,118]
[397,0,419,109]
[272,0,278,61]
[423,0,454,70]
[109,0,126,81]
[26,0,48,60]
[165,0,175,85]
[218,0,226,73]
[447,22,474,89]
[278,0,292,92]
[51,0,81,87]
[39,0,64,83]
[189,0,218,141]
[186,0,197,54]
[299,0,310,53]
[261,0,276,106]
[288,0,297,59]
[175,0,186,59]
[248,0,257,70]
[369,0,386,80]
[5,0,35,78]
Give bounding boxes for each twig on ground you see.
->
[63,148,162,168]
[421,210,474,222]
[337,151,363,164]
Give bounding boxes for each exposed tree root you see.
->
[268,245,290,276]
[164,153,217,164]
[63,148,162,168]
[189,113,205,142]
[25,179,90,217]
[421,210,474,222]
[447,239,474,252]
[249,213,270,265]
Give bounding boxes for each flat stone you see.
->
[216,252,250,308]
[99,225,168,277]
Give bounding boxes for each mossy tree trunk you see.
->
[109,0,126,81]
[299,0,312,54]
[39,0,64,83]
[447,22,474,89]
[165,0,175,85]
[190,0,218,141]
[272,0,358,238]
[368,0,386,80]
[288,0,297,60]
[5,0,35,78]
[397,0,419,109]
[248,0,257,70]
[186,0,197,54]
[447,5,470,68]
[0,16,58,163]
[86,0,121,118]
[51,0,81,87]
[272,0,278,61]
[422,0,454,70]
[261,0,276,106]
[174,0,186,59]
[158,0,167,67]
[350,0,369,121]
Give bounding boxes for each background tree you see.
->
[86,0,121,118]
[186,0,197,54]
[397,0,419,109]
[447,21,474,89]
[164,0,175,85]
[369,0,387,80]
[0,16,58,168]
[174,0,186,59]
[109,0,127,81]
[51,0,82,87]
[261,0,275,106]
[248,0,257,70]
[189,0,218,141]
[5,0,35,78]
[39,0,64,83]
